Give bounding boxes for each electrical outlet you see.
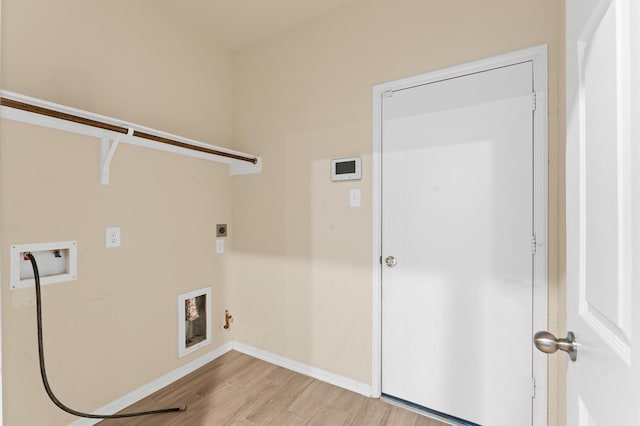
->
[106,227,120,248]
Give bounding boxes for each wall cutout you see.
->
[10,241,77,289]
[177,287,212,358]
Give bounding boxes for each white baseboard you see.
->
[68,342,233,426]
[232,341,372,397]
[68,340,372,426]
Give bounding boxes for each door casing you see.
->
[371,44,549,425]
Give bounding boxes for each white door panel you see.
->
[382,62,534,426]
[566,0,640,424]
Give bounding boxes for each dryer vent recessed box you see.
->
[331,157,361,181]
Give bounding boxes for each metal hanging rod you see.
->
[0,97,258,165]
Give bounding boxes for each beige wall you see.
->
[1,0,233,143]
[231,0,565,424]
[1,1,236,424]
[1,0,567,424]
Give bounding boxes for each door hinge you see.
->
[531,92,537,111]
[532,377,537,398]
[383,89,394,98]
[532,234,537,255]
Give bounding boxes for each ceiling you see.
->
[157,0,359,52]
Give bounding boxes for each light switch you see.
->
[216,239,224,254]
[350,189,361,207]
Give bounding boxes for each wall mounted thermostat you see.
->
[331,157,361,181]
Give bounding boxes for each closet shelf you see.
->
[0,90,261,183]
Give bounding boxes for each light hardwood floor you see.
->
[99,350,446,425]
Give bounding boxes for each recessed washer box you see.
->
[10,241,77,289]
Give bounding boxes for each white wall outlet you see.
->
[106,227,121,248]
[216,239,224,254]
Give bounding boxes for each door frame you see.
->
[371,45,549,424]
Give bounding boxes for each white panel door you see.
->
[565,0,640,424]
[381,62,534,425]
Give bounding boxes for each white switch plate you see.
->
[106,227,120,248]
[216,239,224,254]
[349,189,361,207]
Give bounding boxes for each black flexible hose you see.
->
[26,252,187,420]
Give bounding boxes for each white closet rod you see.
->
[0,95,258,164]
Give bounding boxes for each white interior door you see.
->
[565,0,640,424]
[381,62,536,426]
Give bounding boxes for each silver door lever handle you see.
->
[534,331,578,362]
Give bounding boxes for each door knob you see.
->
[385,256,397,267]
[534,331,578,362]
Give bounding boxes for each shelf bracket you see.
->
[100,129,132,185]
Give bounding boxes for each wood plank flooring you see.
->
[99,350,446,425]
